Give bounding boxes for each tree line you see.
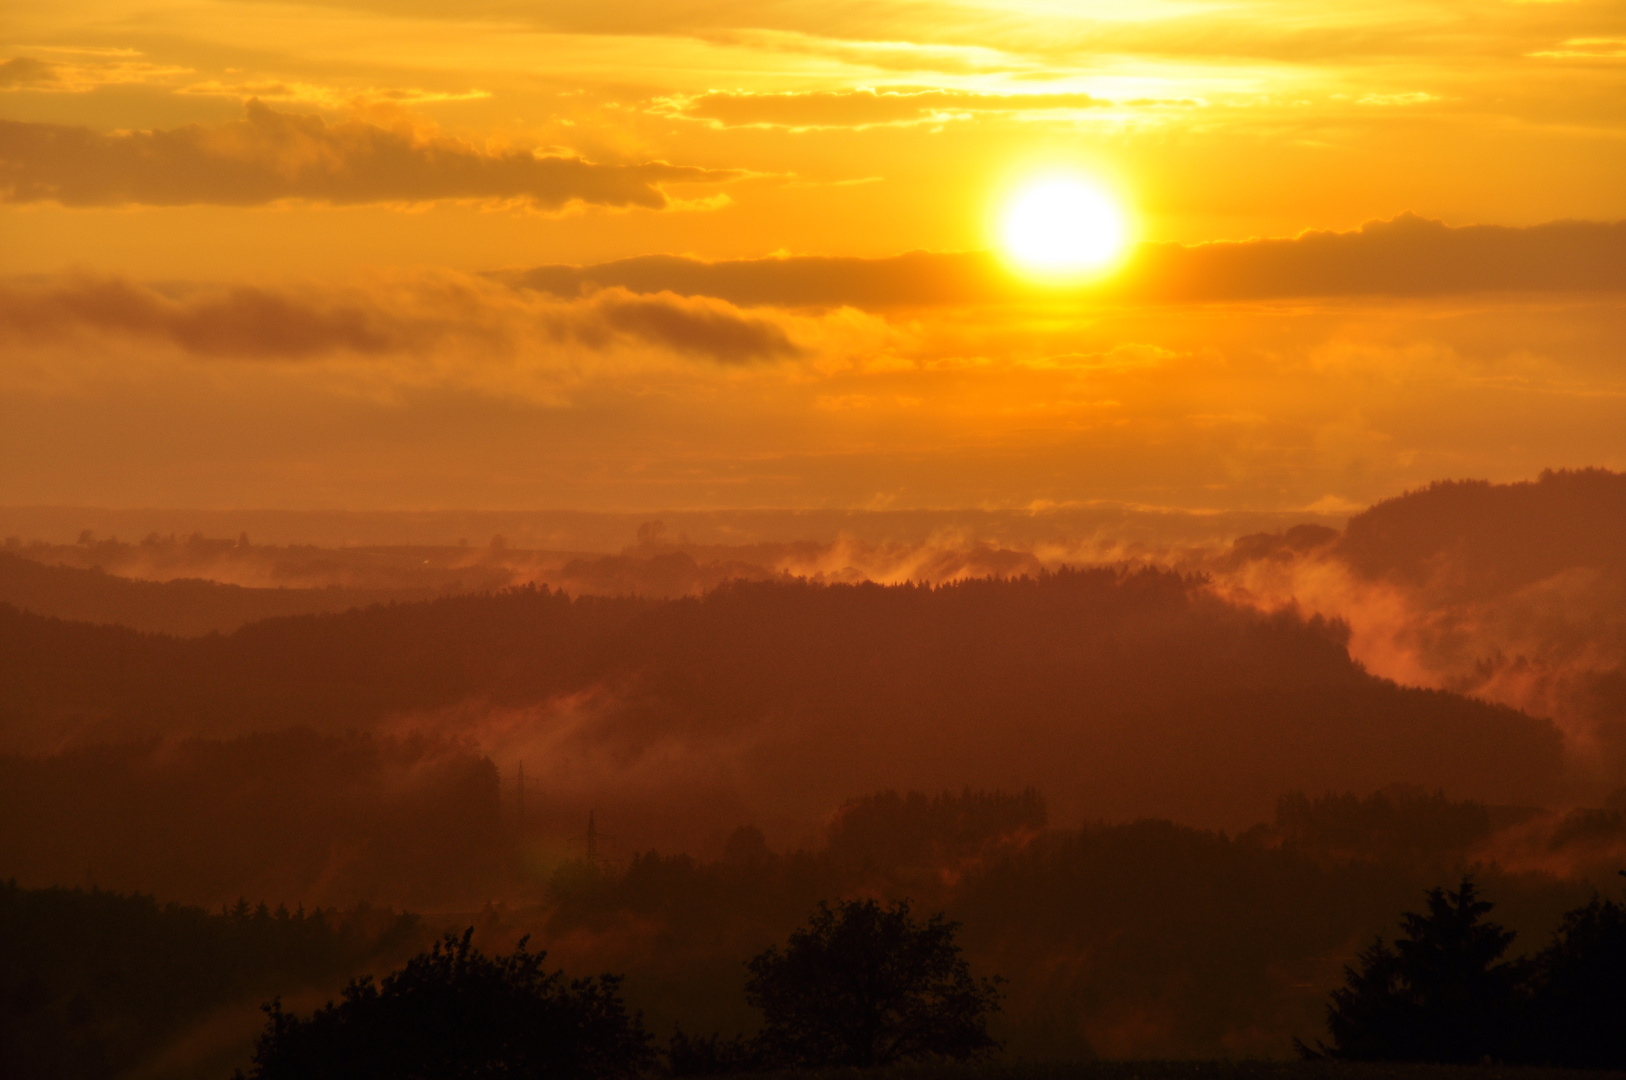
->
[244,899,1001,1080]
[244,882,1626,1077]
[1306,876,1626,1068]
[6,787,1624,1074]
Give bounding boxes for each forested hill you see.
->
[1337,467,1626,591]
[0,584,647,747]
[0,569,1564,827]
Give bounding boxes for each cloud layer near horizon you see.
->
[0,274,804,364]
[0,102,736,209]
[508,215,1626,307]
[2,258,1623,514]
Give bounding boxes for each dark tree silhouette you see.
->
[243,928,651,1080]
[1304,937,1413,1061]
[744,898,1001,1068]
[1528,894,1626,1068]
[1306,877,1525,1063]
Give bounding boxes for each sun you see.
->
[999,176,1130,279]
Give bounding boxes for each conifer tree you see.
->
[1307,877,1524,1063]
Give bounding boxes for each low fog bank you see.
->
[2,530,1207,634]
[0,508,1309,633]
[1216,469,1626,785]
[0,504,1342,552]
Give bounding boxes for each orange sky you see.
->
[2,0,1624,513]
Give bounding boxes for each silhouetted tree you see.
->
[744,899,1001,1068]
[1306,877,1525,1062]
[244,928,651,1080]
[1527,894,1626,1068]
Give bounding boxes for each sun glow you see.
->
[999,177,1131,279]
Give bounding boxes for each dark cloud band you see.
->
[506,215,1626,307]
[0,275,801,364]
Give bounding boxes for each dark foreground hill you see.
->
[0,568,1565,838]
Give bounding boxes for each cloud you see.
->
[1116,215,1626,301]
[0,101,738,209]
[174,80,491,108]
[506,215,1626,308]
[0,273,802,364]
[1530,37,1626,60]
[0,276,402,358]
[660,87,1111,129]
[588,292,801,362]
[103,0,1625,87]
[241,0,945,43]
[692,30,1029,74]
[0,50,488,106]
[0,52,195,93]
[508,249,1010,308]
[0,57,61,89]
[4,273,1622,521]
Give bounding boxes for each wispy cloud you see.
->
[657,87,1115,129]
[0,102,739,210]
[1529,37,1626,59]
[0,53,194,93]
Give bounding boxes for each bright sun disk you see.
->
[1000,178,1129,277]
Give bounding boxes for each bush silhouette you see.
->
[1306,877,1525,1062]
[243,928,651,1080]
[743,898,1002,1068]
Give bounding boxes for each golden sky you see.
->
[2,0,1624,512]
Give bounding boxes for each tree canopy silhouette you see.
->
[243,928,651,1080]
[1528,893,1626,1068]
[1307,877,1525,1063]
[744,898,1001,1068]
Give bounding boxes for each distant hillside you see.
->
[1216,469,1626,783]
[0,570,1565,833]
[1335,468,1626,594]
[0,551,440,635]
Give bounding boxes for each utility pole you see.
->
[517,761,525,826]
